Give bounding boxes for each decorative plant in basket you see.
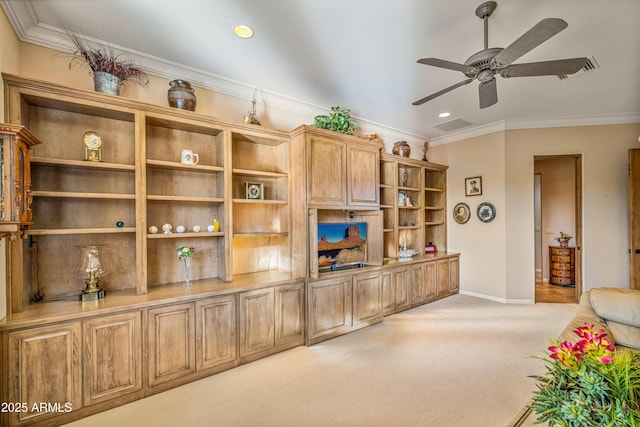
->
[65,29,149,96]
[313,106,360,135]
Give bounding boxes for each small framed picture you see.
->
[453,202,471,224]
[465,176,482,196]
[245,182,264,199]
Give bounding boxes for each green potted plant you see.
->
[530,323,640,426]
[313,106,360,135]
[65,29,149,96]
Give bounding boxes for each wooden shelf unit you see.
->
[230,128,290,276]
[380,154,448,260]
[2,74,293,314]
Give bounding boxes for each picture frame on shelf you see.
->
[245,182,264,199]
[465,176,482,196]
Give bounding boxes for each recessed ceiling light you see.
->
[439,112,451,118]
[233,24,254,39]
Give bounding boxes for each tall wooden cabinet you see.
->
[293,125,381,211]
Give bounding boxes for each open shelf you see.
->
[146,159,224,172]
[232,199,287,205]
[232,168,288,178]
[233,232,289,238]
[32,157,135,171]
[33,191,135,200]
[29,227,136,235]
[147,232,224,239]
[147,195,224,203]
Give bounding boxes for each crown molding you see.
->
[430,114,640,146]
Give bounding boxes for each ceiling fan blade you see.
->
[412,79,474,106]
[478,79,497,109]
[417,58,477,75]
[500,57,588,78]
[492,18,568,68]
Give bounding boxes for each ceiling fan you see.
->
[413,1,588,109]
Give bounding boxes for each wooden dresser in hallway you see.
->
[548,246,575,287]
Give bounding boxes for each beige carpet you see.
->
[64,294,577,427]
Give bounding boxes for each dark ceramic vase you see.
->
[392,141,411,157]
[168,80,197,111]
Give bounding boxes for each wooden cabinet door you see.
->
[412,261,437,306]
[411,262,425,306]
[448,256,459,293]
[306,137,347,207]
[353,271,382,328]
[437,258,450,296]
[308,277,352,345]
[423,260,437,301]
[348,145,380,207]
[5,322,82,426]
[394,265,411,311]
[147,303,195,388]
[195,295,237,372]
[275,282,305,348]
[239,288,275,359]
[383,266,411,315]
[83,311,143,406]
[381,269,394,315]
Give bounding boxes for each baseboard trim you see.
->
[459,290,535,305]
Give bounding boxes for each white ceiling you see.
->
[2,0,639,142]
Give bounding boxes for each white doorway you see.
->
[534,155,582,303]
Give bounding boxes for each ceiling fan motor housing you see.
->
[463,47,504,78]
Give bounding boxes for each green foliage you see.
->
[530,339,640,426]
[313,106,360,135]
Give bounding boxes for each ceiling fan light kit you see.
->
[413,1,588,109]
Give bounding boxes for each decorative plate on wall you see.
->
[477,202,496,223]
[453,202,471,224]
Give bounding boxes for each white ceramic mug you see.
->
[181,149,199,165]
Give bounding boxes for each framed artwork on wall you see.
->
[465,176,482,196]
[453,202,470,224]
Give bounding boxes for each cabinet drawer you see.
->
[551,262,572,270]
[551,248,572,255]
[551,255,571,263]
[550,276,574,285]
[551,269,573,277]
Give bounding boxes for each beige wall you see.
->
[431,124,640,302]
[428,132,509,301]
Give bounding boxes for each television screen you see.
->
[317,222,367,269]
